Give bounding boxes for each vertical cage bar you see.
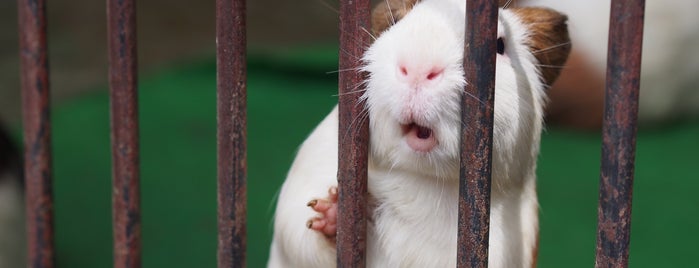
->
[107,0,141,266]
[336,0,371,267]
[216,0,247,266]
[595,0,645,267]
[457,0,498,267]
[18,0,56,266]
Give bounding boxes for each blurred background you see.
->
[0,0,697,267]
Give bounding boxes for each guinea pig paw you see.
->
[306,186,338,238]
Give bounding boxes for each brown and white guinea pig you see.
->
[515,0,699,129]
[0,122,26,268]
[268,0,570,267]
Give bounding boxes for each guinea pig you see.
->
[268,0,571,267]
[0,122,26,268]
[515,0,699,129]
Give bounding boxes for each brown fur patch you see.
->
[371,0,420,37]
[372,0,513,36]
[370,3,571,87]
[511,7,572,86]
[545,51,605,129]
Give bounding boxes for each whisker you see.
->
[340,81,370,142]
[333,88,367,97]
[339,24,375,48]
[326,67,362,74]
[339,35,372,55]
[335,81,365,98]
[361,26,377,41]
[339,47,365,61]
[343,104,370,145]
[463,90,487,106]
[347,80,366,93]
[503,0,514,9]
[532,42,571,54]
[385,0,397,25]
[356,110,371,134]
[535,64,568,69]
[315,0,338,13]
[355,94,370,111]
[350,33,374,48]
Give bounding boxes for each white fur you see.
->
[521,0,699,123]
[0,173,26,268]
[269,0,548,267]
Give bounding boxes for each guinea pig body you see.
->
[518,0,699,126]
[0,124,25,268]
[268,1,570,267]
[0,170,24,268]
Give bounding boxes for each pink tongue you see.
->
[417,126,432,139]
[405,124,437,152]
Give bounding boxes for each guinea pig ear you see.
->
[511,7,572,86]
[371,0,420,37]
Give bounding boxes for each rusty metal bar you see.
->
[216,0,247,266]
[457,0,498,267]
[336,0,371,266]
[18,0,56,266]
[107,0,141,267]
[595,0,645,267]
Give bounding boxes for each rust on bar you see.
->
[457,0,498,267]
[337,0,371,267]
[216,0,247,266]
[18,0,56,266]
[595,0,645,267]
[107,0,141,266]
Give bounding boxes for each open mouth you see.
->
[401,123,437,152]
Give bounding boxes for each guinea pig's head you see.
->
[362,0,570,179]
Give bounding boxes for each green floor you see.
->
[26,46,699,267]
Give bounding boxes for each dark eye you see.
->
[497,37,505,55]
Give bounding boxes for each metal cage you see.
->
[17,0,645,267]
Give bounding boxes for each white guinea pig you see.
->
[517,0,699,128]
[0,124,25,268]
[268,0,571,267]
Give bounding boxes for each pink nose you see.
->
[398,64,444,86]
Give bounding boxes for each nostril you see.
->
[426,72,438,80]
[426,69,443,80]
[397,64,443,83]
[400,66,408,76]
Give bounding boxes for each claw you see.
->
[308,198,333,212]
[306,219,313,229]
[329,186,338,201]
[307,217,327,231]
[306,186,340,238]
[307,199,318,207]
